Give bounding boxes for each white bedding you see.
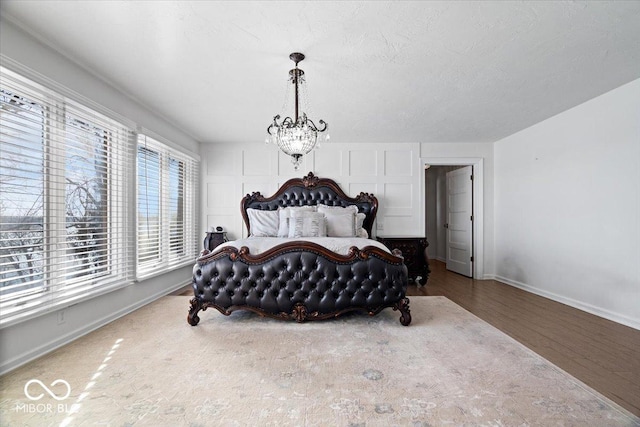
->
[216,236,390,256]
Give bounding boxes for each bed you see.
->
[188,172,411,326]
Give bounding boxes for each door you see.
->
[445,166,473,277]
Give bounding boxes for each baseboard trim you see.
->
[494,275,640,331]
[0,280,190,375]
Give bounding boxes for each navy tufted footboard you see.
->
[188,242,411,325]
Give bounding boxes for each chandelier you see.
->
[266,52,328,170]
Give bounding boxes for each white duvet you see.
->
[216,236,390,256]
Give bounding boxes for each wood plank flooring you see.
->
[407,260,640,417]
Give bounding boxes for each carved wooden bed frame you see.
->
[188,172,411,325]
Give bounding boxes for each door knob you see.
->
[444,223,449,229]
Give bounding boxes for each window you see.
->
[0,67,134,325]
[0,84,46,315]
[137,135,198,278]
[1,66,199,325]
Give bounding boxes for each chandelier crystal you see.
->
[266,52,328,170]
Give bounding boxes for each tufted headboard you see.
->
[241,172,378,237]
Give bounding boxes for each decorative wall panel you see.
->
[315,149,342,178]
[243,149,273,176]
[206,150,240,176]
[385,150,413,176]
[207,183,234,208]
[200,142,423,240]
[349,150,377,176]
[384,183,413,209]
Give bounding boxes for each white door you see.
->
[445,166,473,277]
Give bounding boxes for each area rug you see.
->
[0,296,637,426]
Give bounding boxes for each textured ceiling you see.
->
[2,1,640,144]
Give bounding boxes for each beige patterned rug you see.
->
[1,296,637,426]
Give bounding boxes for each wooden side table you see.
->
[376,236,429,285]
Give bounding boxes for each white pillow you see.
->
[317,204,358,215]
[318,204,366,237]
[288,211,327,238]
[324,211,356,237]
[277,206,316,237]
[355,212,368,238]
[247,208,279,237]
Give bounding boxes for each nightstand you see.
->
[376,236,429,285]
[203,231,228,252]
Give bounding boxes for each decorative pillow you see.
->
[355,212,368,238]
[277,206,316,237]
[317,204,358,215]
[318,204,364,237]
[288,211,327,238]
[247,208,279,237]
[323,211,356,237]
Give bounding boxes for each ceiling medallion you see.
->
[266,52,329,170]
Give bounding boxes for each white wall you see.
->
[201,142,423,240]
[494,78,640,329]
[0,18,200,373]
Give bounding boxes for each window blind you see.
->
[0,67,135,325]
[136,135,198,278]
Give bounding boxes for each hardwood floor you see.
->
[407,259,640,417]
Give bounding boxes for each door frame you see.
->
[420,157,484,280]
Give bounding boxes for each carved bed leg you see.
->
[188,297,203,326]
[394,297,411,326]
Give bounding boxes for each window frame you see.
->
[136,134,198,280]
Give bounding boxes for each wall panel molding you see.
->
[349,150,377,176]
[201,142,423,240]
[384,150,413,176]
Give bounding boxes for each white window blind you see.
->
[0,67,135,325]
[137,135,198,278]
